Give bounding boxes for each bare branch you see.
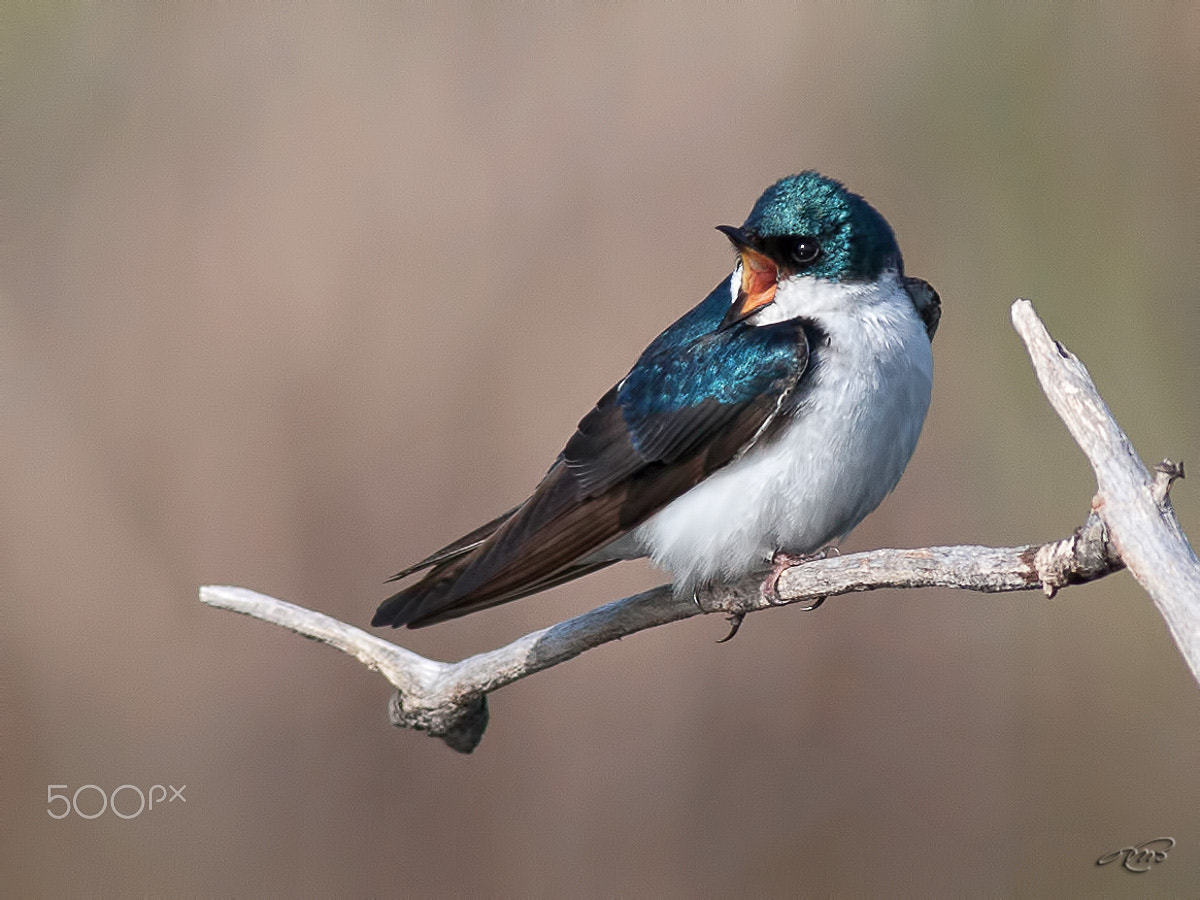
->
[1011,299,1200,682]
[200,300,1199,752]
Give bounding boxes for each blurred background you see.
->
[3,3,1198,895]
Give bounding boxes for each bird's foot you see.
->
[714,548,836,643]
[697,586,749,643]
[761,547,837,606]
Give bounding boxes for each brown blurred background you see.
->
[3,3,1198,895]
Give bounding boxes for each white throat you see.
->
[744,264,904,326]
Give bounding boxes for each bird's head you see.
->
[717,171,903,330]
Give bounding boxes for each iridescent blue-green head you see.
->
[714,171,905,329]
[744,172,901,280]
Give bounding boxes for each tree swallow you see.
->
[374,171,939,629]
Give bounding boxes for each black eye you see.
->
[789,236,821,267]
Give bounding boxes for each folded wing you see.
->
[373,307,813,628]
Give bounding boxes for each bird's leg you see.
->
[761,546,838,606]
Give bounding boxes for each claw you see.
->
[716,612,745,643]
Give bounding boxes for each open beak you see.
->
[715,225,778,330]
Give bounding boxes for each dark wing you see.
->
[902,276,941,340]
[385,505,520,581]
[373,314,812,629]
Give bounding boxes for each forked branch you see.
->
[200,300,1200,752]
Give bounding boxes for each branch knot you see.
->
[1032,512,1123,599]
[389,692,489,754]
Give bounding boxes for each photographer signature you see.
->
[1096,837,1174,873]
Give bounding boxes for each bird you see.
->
[373,171,940,629]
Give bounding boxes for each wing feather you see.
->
[374,302,814,629]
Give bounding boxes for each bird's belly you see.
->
[629,330,932,590]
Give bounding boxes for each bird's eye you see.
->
[790,237,822,267]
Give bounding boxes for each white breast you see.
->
[627,270,933,591]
